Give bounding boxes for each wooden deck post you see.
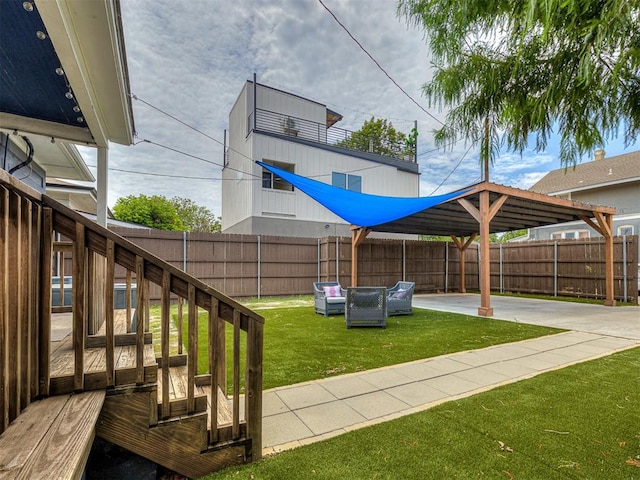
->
[246,316,263,462]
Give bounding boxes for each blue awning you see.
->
[257,161,470,228]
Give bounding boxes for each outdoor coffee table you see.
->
[345,287,387,328]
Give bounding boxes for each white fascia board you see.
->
[36,0,134,147]
[546,177,640,196]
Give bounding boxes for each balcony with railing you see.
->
[249,109,417,163]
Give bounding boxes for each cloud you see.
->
[81,0,632,217]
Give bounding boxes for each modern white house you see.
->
[221,79,420,238]
[526,149,640,241]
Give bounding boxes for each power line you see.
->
[318,0,444,126]
[429,142,474,195]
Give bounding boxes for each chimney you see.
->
[594,149,605,161]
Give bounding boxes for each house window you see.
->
[552,230,590,240]
[618,225,634,236]
[262,161,294,192]
[332,172,361,192]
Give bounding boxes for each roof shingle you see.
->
[530,150,640,194]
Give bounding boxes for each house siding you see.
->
[570,183,639,215]
[223,80,420,239]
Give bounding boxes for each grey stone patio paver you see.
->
[423,374,483,396]
[357,368,412,389]
[343,391,410,420]
[276,383,337,410]
[453,366,511,387]
[295,401,366,435]
[263,391,289,417]
[320,375,379,399]
[392,362,446,381]
[263,411,314,447]
[482,359,538,377]
[424,357,470,375]
[386,381,450,407]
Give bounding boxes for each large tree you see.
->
[170,197,221,233]
[112,194,185,231]
[337,117,417,159]
[398,0,640,168]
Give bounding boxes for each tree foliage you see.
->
[112,194,185,231]
[398,0,640,167]
[170,197,221,233]
[337,117,416,159]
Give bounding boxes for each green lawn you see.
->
[203,346,640,479]
[178,299,561,390]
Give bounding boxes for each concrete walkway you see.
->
[261,295,640,455]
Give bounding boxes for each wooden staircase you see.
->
[0,169,265,478]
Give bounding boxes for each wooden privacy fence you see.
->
[70,229,637,304]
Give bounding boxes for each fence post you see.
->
[623,235,628,302]
[402,240,406,281]
[553,241,558,297]
[257,235,261,299]
[183,231,187,272]
[499,243,503,293]
[335,236,339,283]
[317,238,320,282]
[445,242,449,293]
[477,244,481,290]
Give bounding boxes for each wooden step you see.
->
[96,386,251,478]
[0,391,105,480]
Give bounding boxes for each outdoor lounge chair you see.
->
[386,281,415,316]
[313,281,346,316]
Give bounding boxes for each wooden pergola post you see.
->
[579,213,616,306]
[351,226,370,287]
[458,190,509,317]
[450,234,477,293]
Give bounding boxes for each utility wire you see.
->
[429,142,474,195]
[318,0,444,126]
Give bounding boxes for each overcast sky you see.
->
[79,0,630,217]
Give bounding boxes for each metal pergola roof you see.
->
[368,181,616,237]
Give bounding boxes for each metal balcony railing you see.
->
[251,109,417,162]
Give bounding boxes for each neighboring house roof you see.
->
[530,150,640,195]
[46,179,98,214]
[0,0,135,148]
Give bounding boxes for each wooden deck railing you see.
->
[0,169,264,459]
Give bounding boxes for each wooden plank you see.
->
[0,395,68,476]
[16,391,105,480]
[232,310,240,440]
[7,191,20,422]
[246,317,263,461]
[126,270,132,333]
[105,240,115,387]
[161,270,170,418]
[188,284,197,414]
[136,256,145,384]
[19,196,32,411]
[208,298,219,443]
[29,202,41,400]
[85,332,153,348]
[0,186,9,432]
[73,222,85,391]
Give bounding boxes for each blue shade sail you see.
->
[257,161,470,228]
